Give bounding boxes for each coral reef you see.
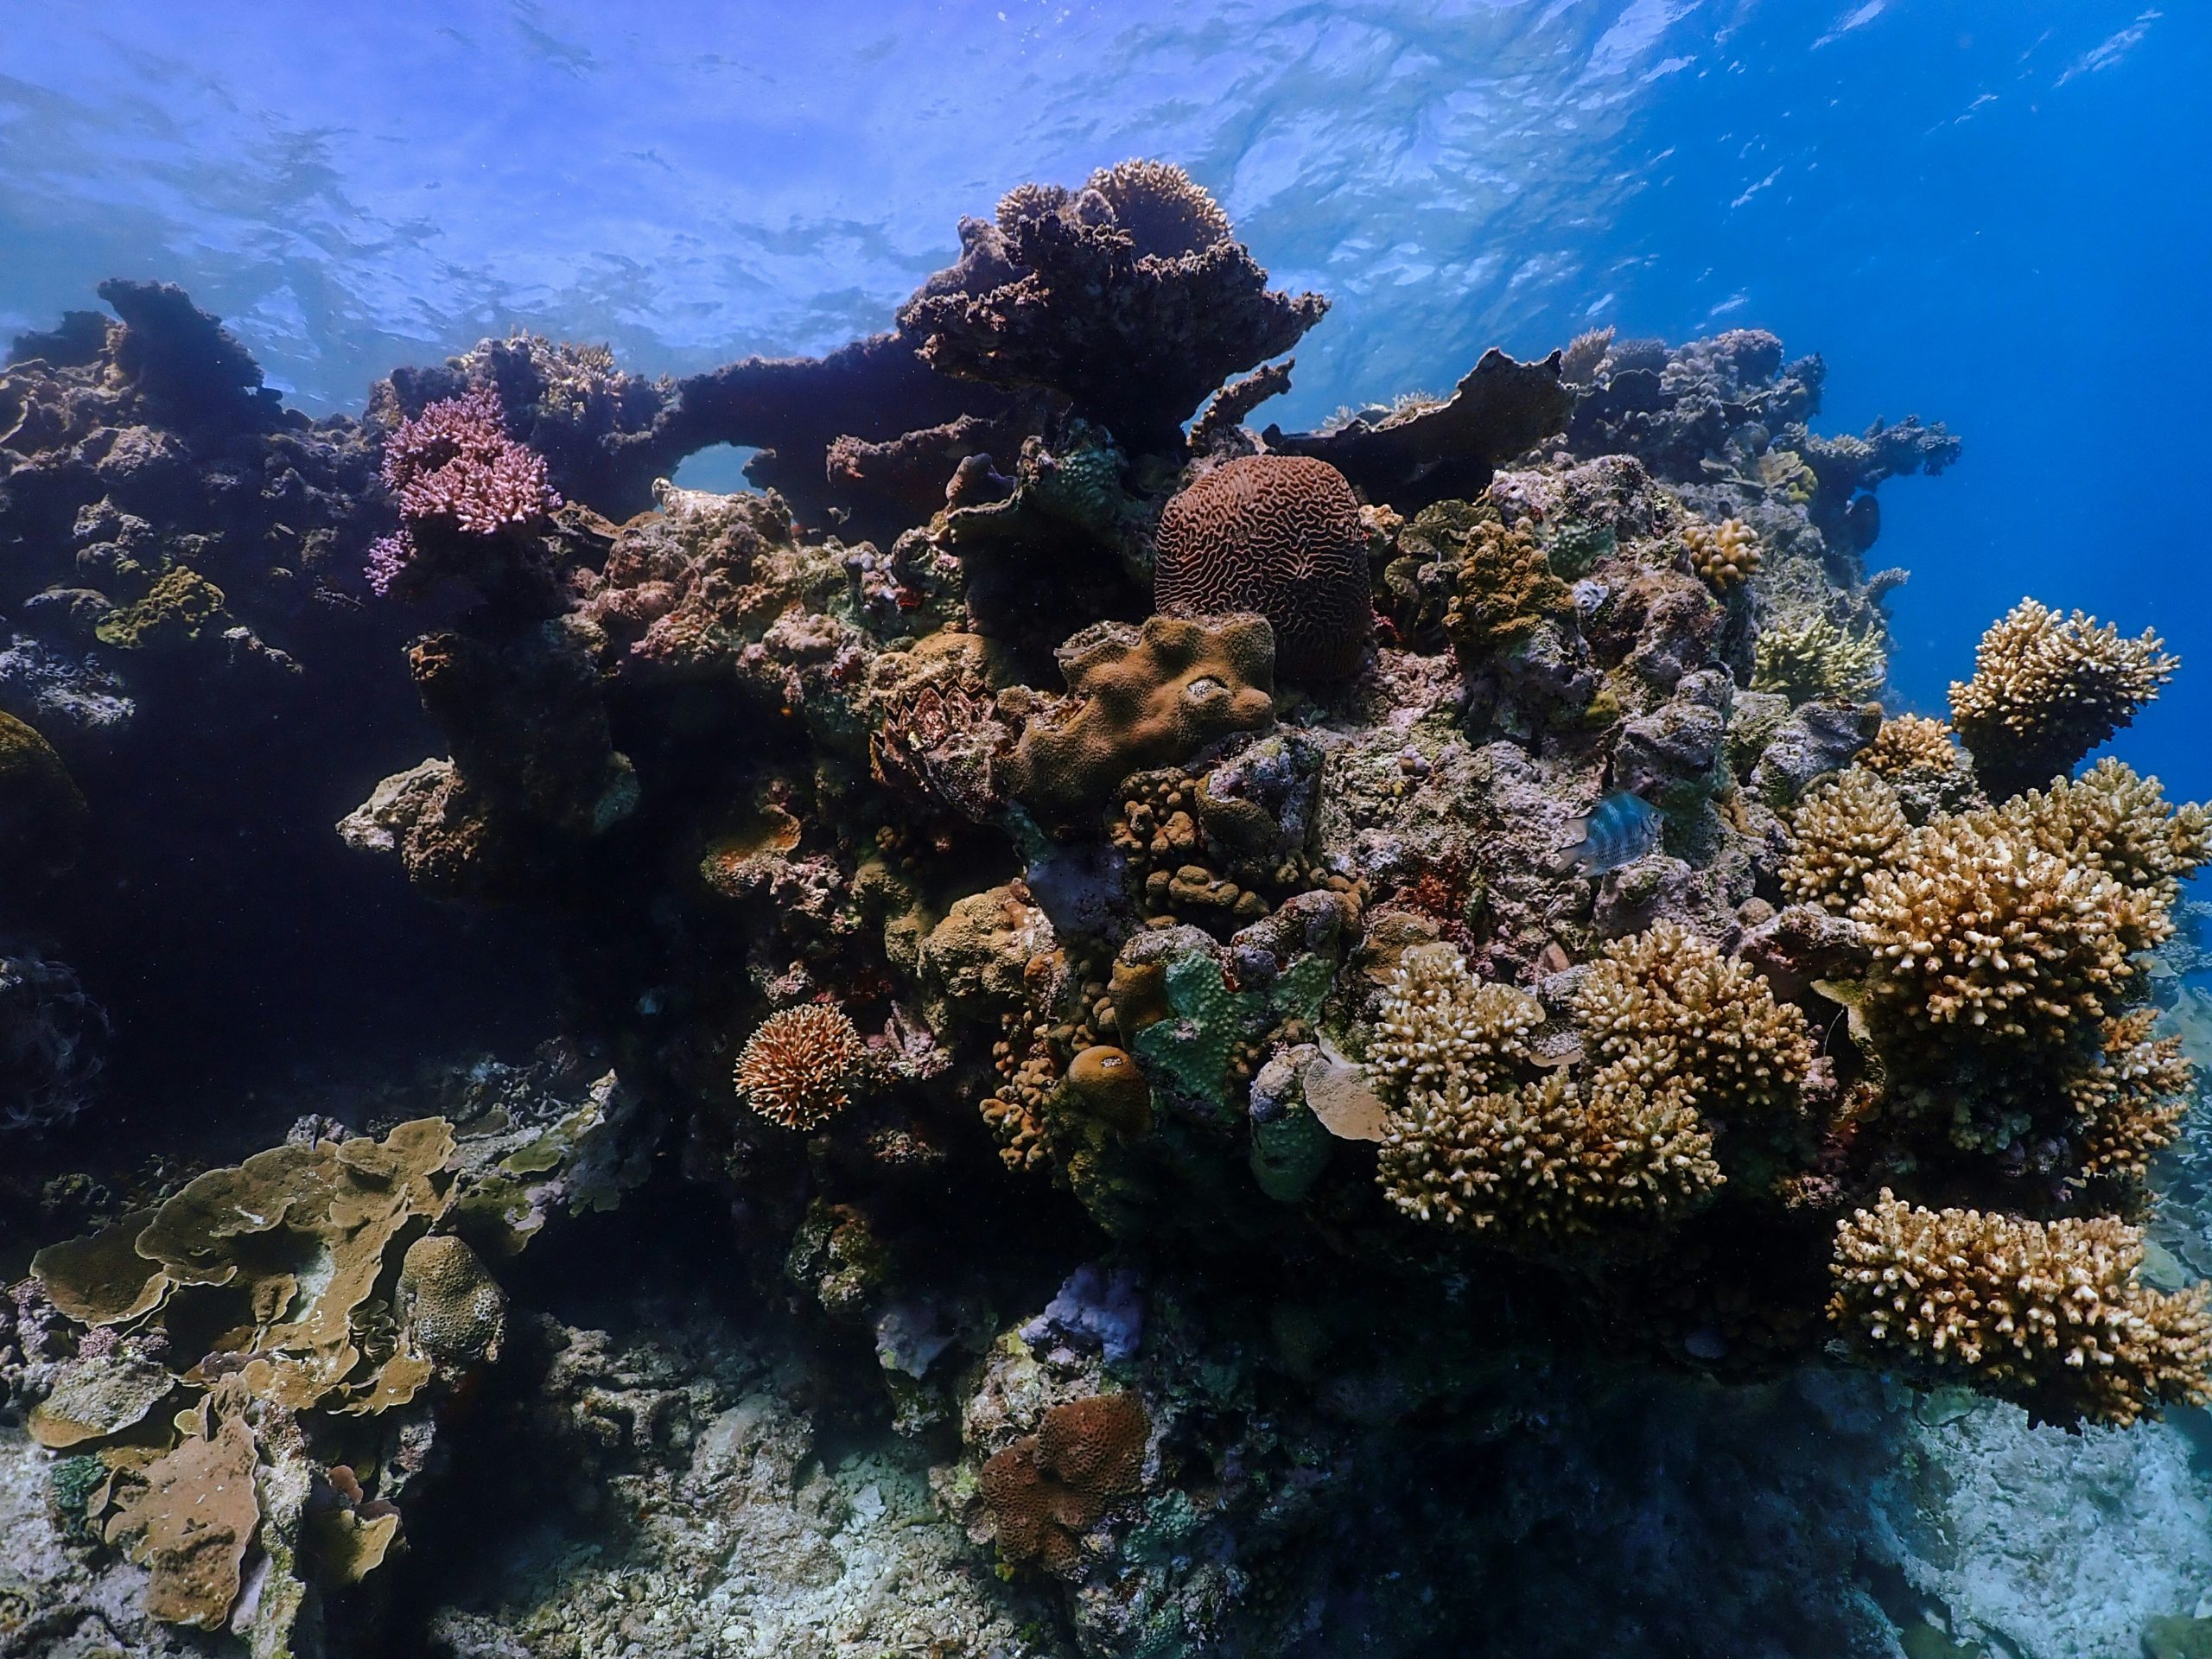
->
[1829,1192,2212,1427]
[16,158,2212,1659]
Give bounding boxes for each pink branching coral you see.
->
[368,387,560,595]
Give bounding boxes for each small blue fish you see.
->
[1552,791,1661,876]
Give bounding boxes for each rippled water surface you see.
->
[3,1,2206,786]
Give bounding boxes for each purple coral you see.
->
[367,386,560,596]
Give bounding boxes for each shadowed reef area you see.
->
[3,162,2210,1659]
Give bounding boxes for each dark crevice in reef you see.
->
[1,163,2205,1659]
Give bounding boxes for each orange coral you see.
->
[1154,454,1371,682]
[981,1392,1149,1570]
[733,1003,868,1130]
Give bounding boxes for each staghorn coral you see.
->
[980,1391,1149,1571]
[900,162,1326,451]
[367,385,560,598]
[1375,1068,1721,1241]
[1574,921,1815,1133]
[1780,766,1910,913]
[1949,600,2179,798]
[1751,609,1887,703]
[1005,612,1274,826]
[1153,454,1371,682]
[1682,516,1761,589]
[733,1003,869,1130]
[1828,1191,2212,1427]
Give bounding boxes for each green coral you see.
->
[94,566,230,650]
[1416,500,1575,663]
[1752,609,1886,702]
[46,1453,110,1544]
[1132,952,1264,1119]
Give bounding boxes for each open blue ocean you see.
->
[2,6,2209,1657]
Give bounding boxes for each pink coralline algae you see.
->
[367,387,561,595]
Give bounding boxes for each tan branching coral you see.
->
[1682,517,1761,589]
[1574,922,1815,1127]
[1005,613,1274,824]
[1375,1069,1720,1239]
[1862,713,1961,780]
[1850,810,2148,1052]
[2067,1009,2196,1183]
[1948,599,2179,797]
[1363,943,1544,1103]
[1780,767,1909,912]
[1999,758,2211,931]
[1751,609,1886,703]
[1828,1191,2212,1427]
[734,1004,868,1130]
[1154,454,1371,682]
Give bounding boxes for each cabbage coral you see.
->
[1780,767,1909,913]
[1828,1190,2212,1427]
[1948,599,2178,798]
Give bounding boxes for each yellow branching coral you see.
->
[1375,1069,1720,1239]
[1574,921,1814,1127]
[1751,609,1886,703]
[2066,1009,2196,1183]
[1682,517,1761,589]
[1861,713,1962,781]
[1948,599,2178,797]
[1364,942,1544,1103]
[734,1003,868,1130]
[1850,811,2150,1051]
[1999,758,2211,933]
[1780,767,1909,913]
[1827,1190,2212,1427]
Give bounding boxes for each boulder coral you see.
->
[1153,454,1372,682]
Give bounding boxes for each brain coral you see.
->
[397,1234,508,1365]
[1828,1190,2212,1427]
[1948,599,2179,798]
[1005,612,1275,826]
[734,1003,868,1130]
[1153,455,1371,682]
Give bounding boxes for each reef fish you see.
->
[1552,791,1661,876]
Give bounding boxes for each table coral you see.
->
[1949,600,2178,798]
[1829,1192,2212,1427]
[900,162,1325,452]
[1154,454,1371,682]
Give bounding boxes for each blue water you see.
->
[3,1,2205,797]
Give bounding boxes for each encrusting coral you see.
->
[734,1003,870,1130]
[1949,599,2179,798]
[1828,1191,2212,1427]
[1153,454,1372,682]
